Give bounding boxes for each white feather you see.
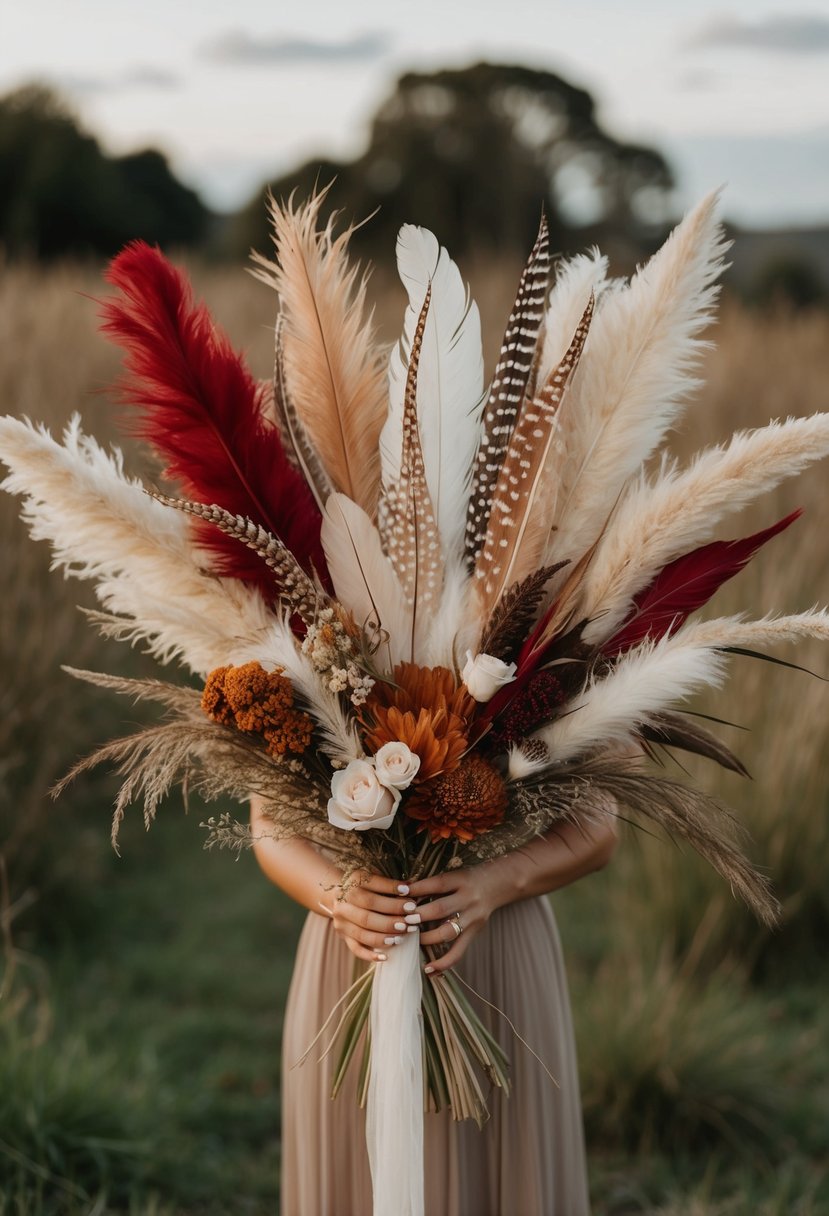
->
[0,414,275,675]
[380,225,485,560]
[676,610,829,651]
[421,554,475,670]
[321,492,411,670]
[247,613,363,764]
[508,633,727,778]
[579,411,829,644]
[544,191,729,569]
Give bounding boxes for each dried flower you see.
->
[489,669,569,748]
[405,755,508,842]
[201,661,313,757]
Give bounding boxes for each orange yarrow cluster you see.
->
[202,661,312,757]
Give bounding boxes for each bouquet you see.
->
[4,188,829,1216]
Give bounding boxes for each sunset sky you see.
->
[2,0,828,226]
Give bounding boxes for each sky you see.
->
[2,0,828,228]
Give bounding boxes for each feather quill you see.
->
[0,415,274,674]
[381,224,485,559]
[473,293,594,624]
[271,315,334,512]
[253,190,387,515]
[464,215,551,565]
[580,412,829,644]
[100,241,326,598]
[543,191,729,568]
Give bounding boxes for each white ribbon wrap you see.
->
[366,930,424,1216]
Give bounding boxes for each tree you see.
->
[231,62,673,262]
[0,85,208,259]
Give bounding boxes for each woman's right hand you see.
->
[323,873,418,963]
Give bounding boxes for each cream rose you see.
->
[327,759,401,831]
[374,741,421,790]
[462,650,518,702]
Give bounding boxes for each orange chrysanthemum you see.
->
[201,660,312,757]
[405,754,508,842]
[359,662,473,780]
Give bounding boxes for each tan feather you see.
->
[270,315,334,512]
[379,286,444,656]
[252,189,387,515]
[472,293,594,625]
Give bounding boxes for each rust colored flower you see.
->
[359,662,473,780]
[405,754,508,842]
[201,661,312,757]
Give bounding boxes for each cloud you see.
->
[55,67,180,96]
[201,29,391,67]
[685,13,829,55]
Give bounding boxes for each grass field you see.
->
[1,256,828,1214]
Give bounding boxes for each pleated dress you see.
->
[279,895,591,1216]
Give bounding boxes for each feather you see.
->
[421,553,476,669]
[641,711,750,776]
[252,190,387,515]
[479,562,568,662]
[380,287,445,656]
[543,191,729,568]
[100,241,327,598]
[321,492,412,669]
[246,613,363,764]
[580,412,829,644]
[271,315,334,513]
[509,633,727,777]
[603,509,802,655]
[473,293,594,624]
[381,224,485,559]
[0,415,274,674]
[150,494,326,626]
[464,215,551,565]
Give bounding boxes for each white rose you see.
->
[374,741,421,791]
[462,650,518,702]
[327,759,401,832]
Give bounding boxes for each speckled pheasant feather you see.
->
[464,215,551,567]
[379,287,444,633]
[473,292,594,622]
[150,493,324,625]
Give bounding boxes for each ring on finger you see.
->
[447,913,463,938]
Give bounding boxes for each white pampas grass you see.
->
[321,492,412,668]
[509,634,727,778]
[247,613,362,764]
[0,414,275,674]
[381,225,484,560]
[580,412,829,644]
[543,191,729,569]
[676,610,829,651]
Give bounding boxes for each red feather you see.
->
[100,241,329,601]
[602,508,802,657]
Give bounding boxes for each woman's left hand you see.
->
[405,864,504,975]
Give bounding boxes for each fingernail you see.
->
[384,936,403,946]
[405,913,421,925]
[397,883,410,895]
[406,924,419,933]
[403,901,417,912]
[424,964,434,974]
[375,952,387,961]
[394,921,406,931]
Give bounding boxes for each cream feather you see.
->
[675,610,829,651]
[246,613,363,764]
[508,634,727,778]
[381,224,484,559]
[0,415,274,675]
[321,492,412,670]
[580,412,829,645]
[543,191,729,569]
[252,191,387,515]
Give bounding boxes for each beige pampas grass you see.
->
[0,414,275,674]
[675,610,829,651]
[580,412,829,645]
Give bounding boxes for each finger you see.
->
[345,939,385,964]
[408,895,460,925]
[424,932,475,974]
[334,903,409,936]
[356,873,414,897]
[418,920,462,948]
[348,926,406,951]
[406,873,458,899]
[347,888,412,916]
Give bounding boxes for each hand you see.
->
[406,864,504,976]
[322,873,418,964]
